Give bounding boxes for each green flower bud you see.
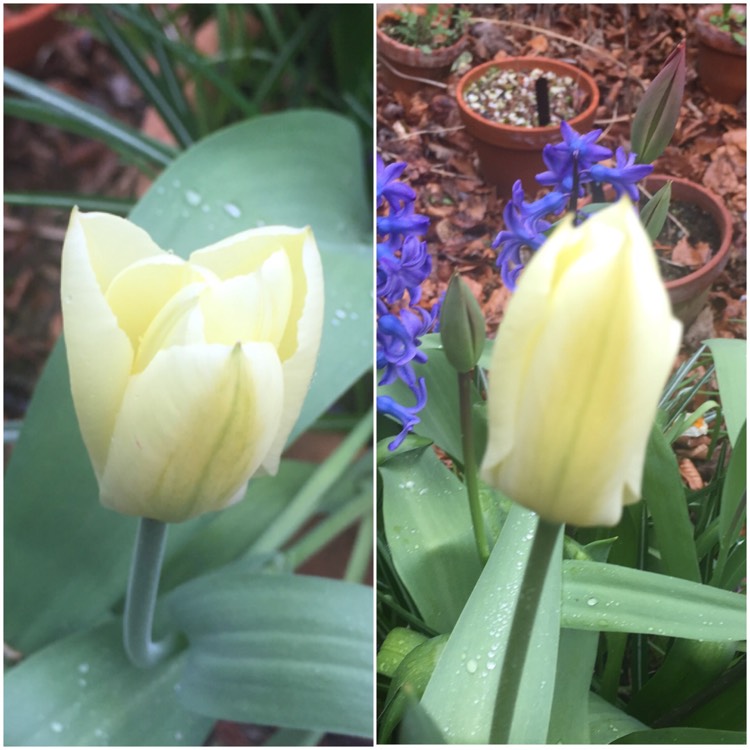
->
[439,274,486,373]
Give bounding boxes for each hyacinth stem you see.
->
[123,517,178,668]
[568,154,580,220]
[458,370,490,566]
[490,518,562,743]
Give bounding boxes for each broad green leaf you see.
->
[626,639,738,724]
[706,338,747,447]
[380,445,482,633]
[377,627,428,678]
[562,561,745,641]
[420,503,563,744]
[642,425,701,582]
[588,692,648,744]
[4,110,371,654]
[640,181,672,241]
[379,634,448,743]
[4,621,213,746]
[547,629,598,743]
[614,727,746,744]
[719,421,746,558]
[168,563,373,738]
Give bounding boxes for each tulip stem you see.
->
[123,517,178,669]
[490,518,562,743]
[458,370,490,566]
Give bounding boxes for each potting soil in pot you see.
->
[463,67,580,126]
[650,200,722,282]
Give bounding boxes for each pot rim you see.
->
[456,56,600,134]
[4,3,61,34]
[376,9,469,60]
[645,174,734,292]
[694,4,746,55]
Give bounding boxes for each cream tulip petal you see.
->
[99,343,284,522]
[200,250,293,347]
[61,208,135,477]
[106,255,215,349]
[261,230,324,475]
[75,209,166,290]
[190,225,310,279]
[133,283,207,373]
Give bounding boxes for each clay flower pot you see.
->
[4,4,62,69]
[377,8,468,95]
[456,57,600,197]
[645,174,734,326]
[694,5,746,103]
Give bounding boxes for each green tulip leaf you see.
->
[588,691,649,744]
[642,425,701,582]
[420,503,563,745]
[5,110,371,655]
[4,621,213,746]
[379,634,448,743]
[613,727,747,744]
[167,563,373,738]
[547,629,599,743]
[380,444,482,633]
[561,561,745,641]
[706,338,747,447]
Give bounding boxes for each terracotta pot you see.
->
[645,174,734,326]
[456,57,600,197]
[694,5,746,103]
[377,9,468,95]
[4,4,62,69]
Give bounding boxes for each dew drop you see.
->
[78,662,90,674]
[223,202,241,218]
[586,597,598,607]
[185,189,201,206]
[486,660,497,670]
[171,178,181,188]
[335,308,347,320]
[466,658,478,674]
[174,731,183,741]
[201,204,210,213]
[50,721,63,733]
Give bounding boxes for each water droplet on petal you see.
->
[223,203,241,218]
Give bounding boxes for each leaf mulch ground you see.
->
[376,3,746,347]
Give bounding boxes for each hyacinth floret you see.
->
[587,147,654,202]
[493,122,653,290]
[377,155,436,449]
[492,180,566,288]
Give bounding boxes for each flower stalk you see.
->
[459,370,489,566]
[123,517,178,668]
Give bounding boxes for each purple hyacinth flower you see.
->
[587,147,654,202]
[376,155,416,210]
[377,377,428,450]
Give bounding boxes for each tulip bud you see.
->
[61,208,324,523]
[439,274,486,373]
[480,199,682,527]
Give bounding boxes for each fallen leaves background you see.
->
[377,3,746,341]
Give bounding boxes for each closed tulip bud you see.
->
[61,208,323,523]
[440,274,486,373]
[480,199,682,527]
